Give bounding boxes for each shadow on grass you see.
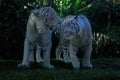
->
[0,58,120,71]
[0,58,120,80]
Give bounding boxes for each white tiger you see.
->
[17,7,62,69]
[60,14,93,69]
[55,16,79,63]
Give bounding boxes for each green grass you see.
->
[0,58,120,80]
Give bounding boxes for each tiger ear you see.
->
[74,16,77,19]
[32,9,41,17]
[74,16,78,21]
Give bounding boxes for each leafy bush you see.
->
[84,1,120,58]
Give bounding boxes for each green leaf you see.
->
[77,3,93,12]
[73,0,81,10]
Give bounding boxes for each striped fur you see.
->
[17,7,62,69]
[55,15,79,63]
[58,14,93,69]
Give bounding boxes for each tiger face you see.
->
[62,16,79,40]
[32,7,62,31]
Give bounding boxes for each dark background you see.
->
[0,0,120,60]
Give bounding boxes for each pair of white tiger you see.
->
[17,7,92,69]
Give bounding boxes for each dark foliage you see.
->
[0,0,120,59]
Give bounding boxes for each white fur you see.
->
[29,44,43,63]
[17,7,62,69]
[62,14,93,69]
[55,24,71,63]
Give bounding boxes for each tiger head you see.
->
[62,16,79,40]
[32,7,62,31]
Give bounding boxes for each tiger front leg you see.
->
[82,44,93,68]
[69,44,80,69]
[29,51,35,62]
[55,45,63,61]
[42,43,54,69]
[17,39,34,68]
[63,49,71,63]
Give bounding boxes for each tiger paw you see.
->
[36,59,44,63]
[43,64,54,69]
[82,63,93,69]
[73,64,80,70]
[64,58,71,63]
[56,58,64,61]
[17,63,30,69]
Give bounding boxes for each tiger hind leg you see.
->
[36,44,43,63]
[82,45,93,68]
[29,51,35,62]
[42,43,54,69]
[55,45,63,61]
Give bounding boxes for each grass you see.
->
[0,58,120,80]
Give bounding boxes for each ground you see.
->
[0,58,120,80]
